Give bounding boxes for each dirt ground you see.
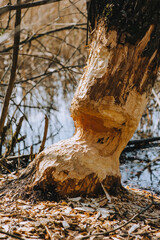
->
[0,184,160,240]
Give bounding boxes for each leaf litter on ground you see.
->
[0,186,160,240]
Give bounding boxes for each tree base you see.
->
[0,168,123,202]
[32,172,122,198]
[20,133,122,198]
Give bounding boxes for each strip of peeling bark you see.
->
[20,0,159,198]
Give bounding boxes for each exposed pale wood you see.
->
[26,21,159,197]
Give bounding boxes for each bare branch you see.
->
[69,0,87,18]
[0,23,87,53]
[0,0,62,15]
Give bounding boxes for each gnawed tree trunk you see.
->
[22,0,159,197]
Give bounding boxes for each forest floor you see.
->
[0,183,160,240]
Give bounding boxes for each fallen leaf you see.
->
[128,223,140,234]
[62,220,70,229]
[75,207,95,212]
[69,197,82,202]
[2,225,9,232]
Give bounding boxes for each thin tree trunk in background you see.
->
[21,0,159,198]
[38,115,49,154]
[0,0,21,136]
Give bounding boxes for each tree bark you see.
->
[23,0,160,197]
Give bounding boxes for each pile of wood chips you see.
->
[0,186,160,240]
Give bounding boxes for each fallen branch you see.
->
[0,154,31,162]
[0,229,25,240]
[123,137,160,152]
[127,137,160,146]
[81,201,155,239]
[0,152,35,174]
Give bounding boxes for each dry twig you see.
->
[81,201,156,239]
[0,0,61,15]
[0,229,25,240]
[0,24,87,54]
